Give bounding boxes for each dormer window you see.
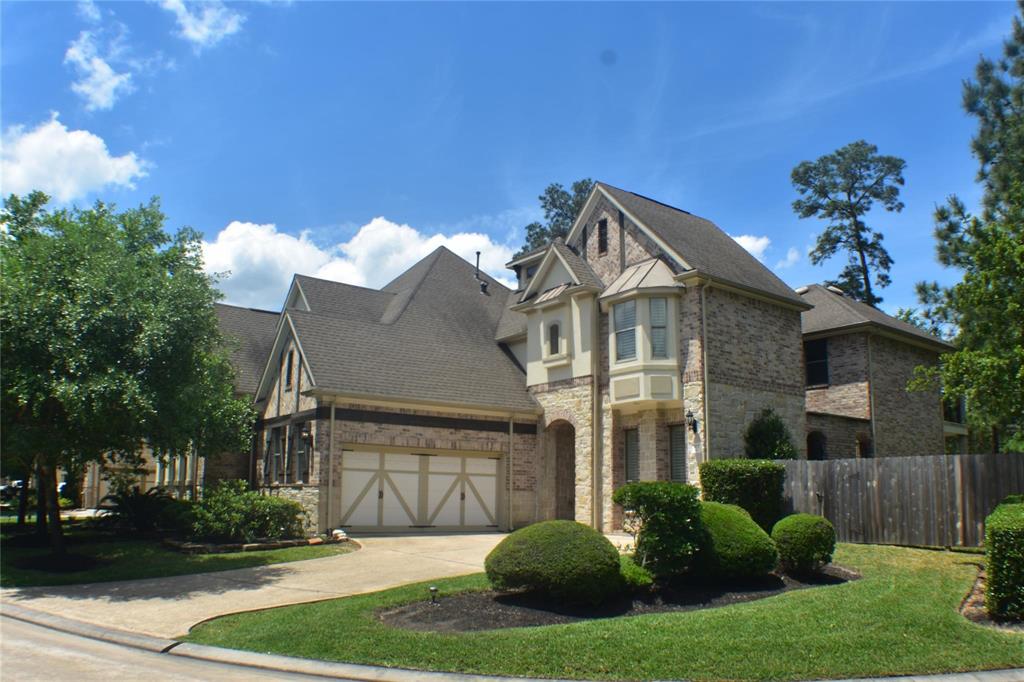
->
[548,323,561,356]
[614,300,636,361]
[650,298,668,358]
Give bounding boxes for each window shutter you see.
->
[614,300,637,361]
[670,425,686,482]
[625,429,640,481]
[650,298,667,358]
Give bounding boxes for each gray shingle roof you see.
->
[495,290,528,341]
[550,238,604,290]
[214,303,280,396]
[799,284,953,350]
[596,182,805,306]
[287,247,537,412]
[293,274,394,322]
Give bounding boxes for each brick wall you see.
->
[806,412,872,459]
[569,196,661,286]
[703,287,806,458]
[805,333,871,420]
[869,336,944,455]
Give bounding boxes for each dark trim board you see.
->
[258,406,537,435]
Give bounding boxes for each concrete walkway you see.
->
[0,533,504,638]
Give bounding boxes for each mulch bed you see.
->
[162,536,350,554]
[380,564,860,632]
[959,565,1024,633]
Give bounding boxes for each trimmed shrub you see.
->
[700,458,785,531]
[620,554,654,592]
[772,513,836,574]
[1001,494,1024,506]
[191,480,305,543]
[485,520,622,604]
[985,501,1024,620]
[612,481,704,578]
[743,407,797,459]
[695,501,778,580]
[102,486,193,533]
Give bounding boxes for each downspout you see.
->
[867,335,878,455]
[700,281,711,462]
[327,401,336,531]
[508,415,514,531]
[591,293,602,531]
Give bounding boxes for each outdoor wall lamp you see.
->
[686,410,699,434]
[300,426,313,447]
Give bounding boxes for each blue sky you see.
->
[1,1,1014,312]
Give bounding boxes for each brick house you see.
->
[247,182,815,533]
[797,284,963,459]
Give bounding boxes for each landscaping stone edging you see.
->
[162,536,349,554]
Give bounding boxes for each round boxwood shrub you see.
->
[485,520,622,604]
[694,501,778,580]
[771,513,836,574]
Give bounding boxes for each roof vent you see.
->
[826,285,845,296]
[480,280,488,295]
[794,286,809,295]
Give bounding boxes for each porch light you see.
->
[429,585,438,604]
[686,410,698,434]
[300,426,313,447]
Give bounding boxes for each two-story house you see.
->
[248,182,811,533]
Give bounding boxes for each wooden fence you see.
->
[778,453,1024,547]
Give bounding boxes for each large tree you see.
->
[911,2,1024,451]
[791,141,906,306]
[517,178,594,256]
[0,192,254,554]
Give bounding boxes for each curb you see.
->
[1,602,177,653]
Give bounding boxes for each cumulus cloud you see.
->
[729,233,772,262]
[0,113,148,202]
[774,247,801,270]
[159,0,244,50]
[202,218,517,309]
[64,31,133,111]
[77,0,101,23]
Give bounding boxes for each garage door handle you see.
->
[460,492,465,501]
[378,490,384,499]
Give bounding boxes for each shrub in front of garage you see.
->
[191,480,306,543]
[485,520,622,604]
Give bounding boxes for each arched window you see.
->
[548,323,560,356]
[856,434,874,458]
[807,431,827,460]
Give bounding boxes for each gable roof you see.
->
[567,182,807,307]
[518,238,603,304]
[290,274,394,322]
[260,247,537,413]
[799,284,953,351]
[214,303,280,396]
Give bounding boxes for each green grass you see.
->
[1,523,355,587]
[185,544,1024,681]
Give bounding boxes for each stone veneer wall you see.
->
[703,287,806,458]
[266,485,320,535]
[805,333,871,420]
[530,378,595,526]
[806,412,872,459]
[869,336,944,455]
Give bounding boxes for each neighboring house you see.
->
[798,284,962,459]
[82,303,278,507]
[251,182,811,533]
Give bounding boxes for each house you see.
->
[251,182,812,533]
[797,284,962,459]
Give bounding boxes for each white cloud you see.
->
[0,113,148,202]
[77,0,101,23]
[159,0,244,50]
[64,31,133,111]
[202,218,517,309]
[774,247,801,270]
[729,234,772,262]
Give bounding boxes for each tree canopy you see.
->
[517,179,594,256]
[910,1,1024,451]
[0,192,254,552]
[791,141,906,307]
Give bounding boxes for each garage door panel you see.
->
[464,477,495,526]
[340,470,378,526]
[427,474,460,526]
[465,458,498,475]
[343,450,380,470]
[384,453,420,472]
[429,456,462,473]
[382,472,419,526]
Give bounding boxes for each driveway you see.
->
[0,533,504,639]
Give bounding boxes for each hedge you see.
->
[485,520,622,604]
[694,501,778,579]
[699,458,786,531]
[985,501,1024,620]
[612,481,703,578]
[772,513,836,574]
[191,480,306,543]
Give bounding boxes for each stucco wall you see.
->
[805,333,871,420]
[703,287,805,458]
[869,336,944,455]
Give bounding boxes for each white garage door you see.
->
[337,450,500,531]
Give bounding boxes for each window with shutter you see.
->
[669,425,686,481]
[614,300,636,361]
[625,428,640,482]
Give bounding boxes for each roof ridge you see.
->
[294,273,394,295]
[215,302,279,315]
[599,181,709,221]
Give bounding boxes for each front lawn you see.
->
[185,544,1024,681]
[1,522,355,588]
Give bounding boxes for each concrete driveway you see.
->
[0,533,504,639]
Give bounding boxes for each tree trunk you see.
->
[39,462,65,556]
[34,461,48,538]
[17,477,29,527]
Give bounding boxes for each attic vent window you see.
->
[598,219,608,254]
[285,350,294,388]
[548,323,561,356]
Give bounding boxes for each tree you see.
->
[911,2,1024,452]
[791,141,906,306]
[0,192,254,554]
[517,178,594,256]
